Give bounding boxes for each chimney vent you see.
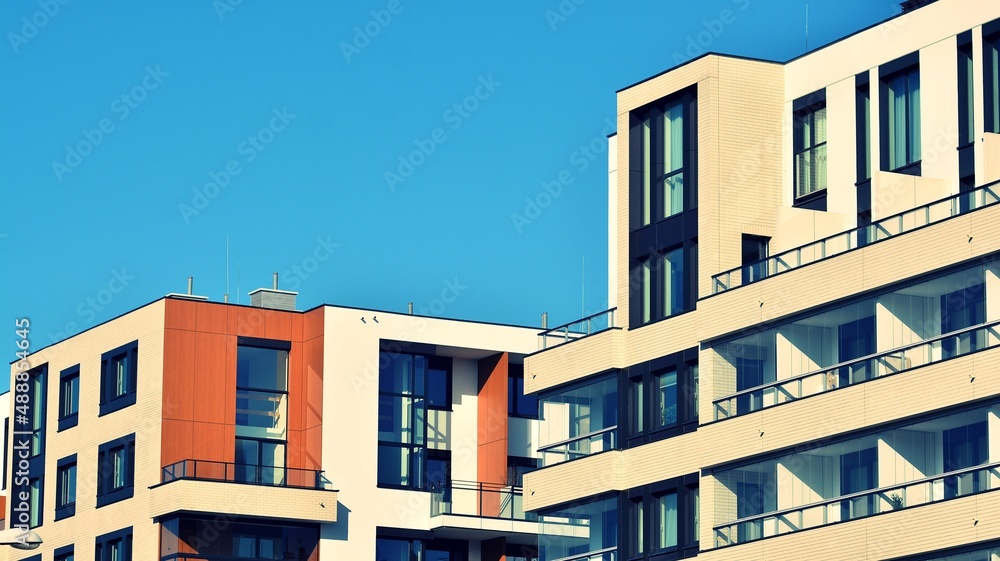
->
[166,276,208,301]
[408,302,414,315]
[250,273,297,311]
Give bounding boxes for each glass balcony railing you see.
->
[713,461,1000,548]
[430,480,536,521]
[538,309,617,350]
[713,320,1000,420]
[161,459,333,491]
[538,426,617,467]
[711,181,1000,295]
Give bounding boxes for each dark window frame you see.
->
[792,89,828,209]
[958,32,975,148]
[622,473,700,560]
[634,242,697,326]
[96,434,135,508]
[58,365,80,431]
[99,340,138,417]
[54,545,74,561]
[625,348,698,448]
[507,363,538,419]
[879,53,922,175]
[984,20,1000,134]
[28,474,43,529]
[95,527,132,561]
[55,454,77,521]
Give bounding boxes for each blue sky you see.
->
[2,0,899,368]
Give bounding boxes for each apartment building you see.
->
[523,1,1000,559]
[5,283,544,561]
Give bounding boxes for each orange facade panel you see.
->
[477,352,509,485]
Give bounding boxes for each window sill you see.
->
[99,392,136,417]
[793,189,828,211]
[885,160,921,176]
[96,485,134,508]
[54,504,75,521]
[57,414,78,432]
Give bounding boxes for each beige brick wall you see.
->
[8,301,165,561]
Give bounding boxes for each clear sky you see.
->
[2,0,899,376]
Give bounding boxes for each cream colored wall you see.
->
[7,300,165,561]
[608,134,619,311]
[318,307,538,560]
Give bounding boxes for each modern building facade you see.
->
[523,1,1000,560]
[4,284,546,561]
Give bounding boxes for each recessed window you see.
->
[632,89,696,229]
[99,341,138,416]
[59,365,80,431]
[985,29,1000,134]
[507,365,538,419]
[27,365,46,457]
[55,455,77,521]
[28,476,42,528]
[97,434,135,507]
[627,350,698,446]
[95,527,132,561]
[236,340,289,442]
[636,245,694,326]
[880,56,921,174]
[959,40,975,146]
[794,101,827,201]
[625,475,699,560]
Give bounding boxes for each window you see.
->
[235,437,286,486]
[741,235,769,284]
[95,527,132,561]
[161,517,319,559]
[55,455,77,520]
[626,350,698,447]
[100,341,138,416]
[97,434,135,507]
[27,364,46,457]
[624,475,699,560]
[636,244,695,325]
[375,537,467,561]
[986,28,1000,134]
[631,89,696,229]
[54,545,74,561]
[857,78,871,182]
[236,339,289,442]
[59,365,80,431]
[959,40,975,147]
[794,95,827,202]
[538,376,618,467]
[880,57,921,173]
[508,364,538,418]
[377,350,453,488]
[28,476,42,528]
[538,495,618,561]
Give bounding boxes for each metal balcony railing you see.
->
[430,480,536,521]
[714,461,1000,548]
[713,320,1000,420]
[538,308,617,350]
[711,181,1000,295]
[550,547,617,561]
[537,425,617,467]
[161,459,333,491]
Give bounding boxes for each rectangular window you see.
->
[986,30,1000,134]
[625,475,699,560]
[857,81,871,182]
[27,365,46,457]
[627,350,698,446]
[794,102,828,200]
[54,545,74,561]
[632,89,695,229]
[636,245,694,326]
[236,340,289,442]
[100,341,138,416]
[538,376,618,467]
[96,528,132,561]
[28,476,42,528]
[507,364,538,419]
[55,455,77,520]
[663,247,684,317]
[235,437,286,486]
[97,434,135,507]
[881,62,921,173]
[959,41,975,146]
[741,235,769,284]
[59,365,80,431]
[538,495,618,561]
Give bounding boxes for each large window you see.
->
[100,340,138,416]
[160,517,318,560]
[55,455,77,521]
[97,434,135,507]
[624,475,699,560]
[96,527,132,561]
[794,97,827,202]
[636,97,690,226]
[377,350,453,489]
[508,364,538,419]
[880,58,921,173]
[538,376,617,467]
[58,365,79,431]
[538,495,618,561]
[236,339,289,486]
[636,245,694,325]
[626,349,698,447]
[375,537,467,561]
[986,28,1000,134]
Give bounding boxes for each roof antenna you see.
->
[805,2,810,51]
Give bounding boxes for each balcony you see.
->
[538,308,617,351]
[537,426,618,467]
[429,480,541,537]
[710,181,1000,295]
[713,320,1000,420]
[150,459,337,523]
[713,461,1000,548]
